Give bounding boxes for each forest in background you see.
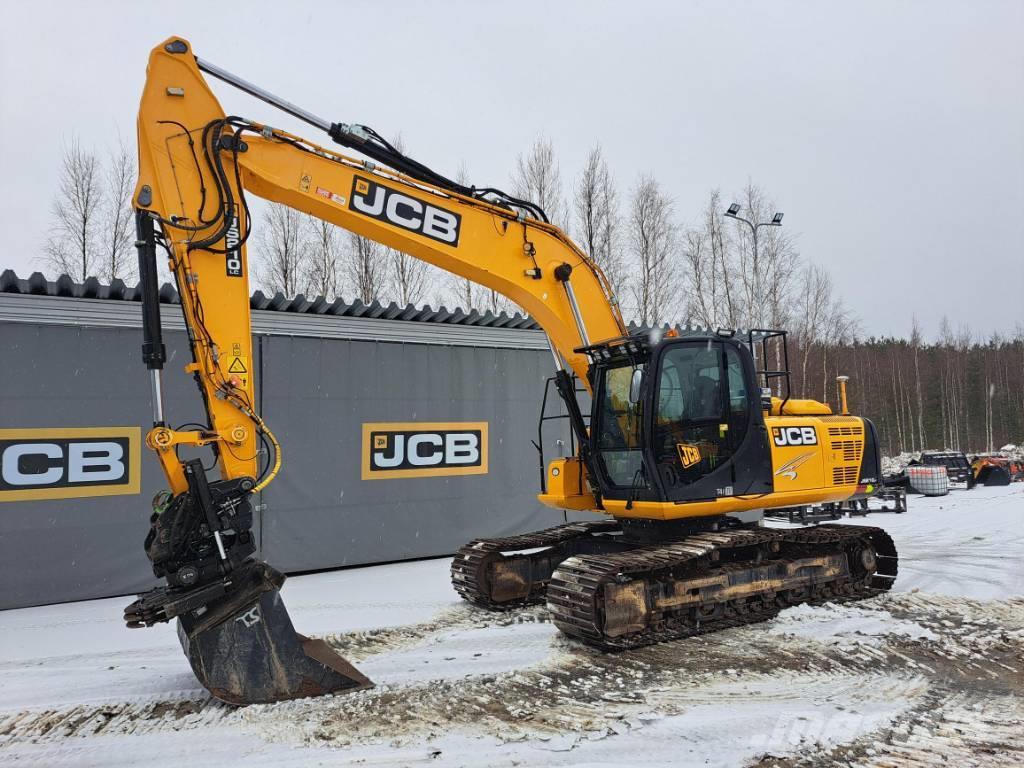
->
[787,331,1023,456]
[34,137,1024,455]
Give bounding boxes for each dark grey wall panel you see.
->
[0,323,242,608]
[258,336,570,571]
[0,312,572,609]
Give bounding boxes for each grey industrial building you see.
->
[0,271,575,610]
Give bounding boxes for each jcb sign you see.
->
[350,176,462,246]
[362,422,488,480]
[0,428,141,502]
[772,426,819,447]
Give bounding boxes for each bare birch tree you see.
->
[44,140,102,280]
[681,189,741,328]
[345,230,386,304]
[573,145,624,298]
[627,175,677,325]
[305,218,343,298]
[910,317,926,448]
[511,136,565,228]
[255,202,308,296]
[794,263,833,394]
[99,142,137,283]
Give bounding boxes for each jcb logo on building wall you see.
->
[350,176,462,245]
[772,426,819,447]
[0,428,141,502]
[362,422,487,480]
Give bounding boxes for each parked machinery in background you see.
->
[971,455,1024,486]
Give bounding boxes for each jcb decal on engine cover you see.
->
[772,425,818,447]
[225,204,243,277]
[362,422,487,479]
[350,176,461,245]
[676,443,701,468]
[0,427,141,502]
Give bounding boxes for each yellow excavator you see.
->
[124,37,897,706]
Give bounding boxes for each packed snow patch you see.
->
[769,602,938,647]
[357,620,560,686]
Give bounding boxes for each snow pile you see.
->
[882,452,917,475]
[768,602,937,647]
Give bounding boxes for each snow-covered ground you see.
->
[1,485,1022,767]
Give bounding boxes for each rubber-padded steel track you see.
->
[546,525,898,650]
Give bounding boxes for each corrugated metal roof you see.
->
[0,270,541,330]
[0,270,774,344]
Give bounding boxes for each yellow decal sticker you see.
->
[226,356,248,374]
[362,422,488,480]
[676,443,702,468]
[299,173,311,192]
[0,427,141,502]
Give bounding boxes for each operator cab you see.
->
[582,331,776,505]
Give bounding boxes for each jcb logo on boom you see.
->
[772,426,819,447]
[0,428,141,502]
[362,422,487,479]
[350,176,461,246]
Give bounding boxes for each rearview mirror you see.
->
[628,368,644,404]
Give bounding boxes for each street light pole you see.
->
[724,204,784,328]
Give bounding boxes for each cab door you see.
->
[648,338,773,502]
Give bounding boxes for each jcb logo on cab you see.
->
[0,428,141,502]
[772,426,818,447]
[676,443,702,468]
[362,422,488,479]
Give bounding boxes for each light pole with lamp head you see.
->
[724,203,784,328]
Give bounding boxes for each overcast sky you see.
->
[1,0,1021,338]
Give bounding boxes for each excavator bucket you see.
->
[125,561,373,706]
[178,589,372,705]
